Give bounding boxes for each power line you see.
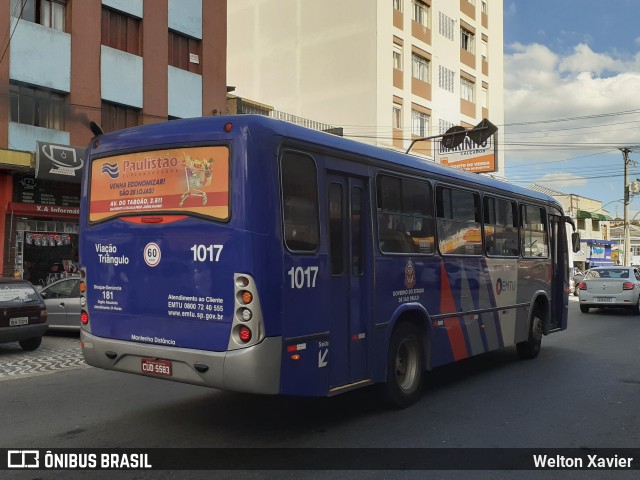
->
[0,0,26,66]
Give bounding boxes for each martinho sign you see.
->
[435,134,497,173]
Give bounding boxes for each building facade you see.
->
[0,0,227,283]
[527,184,615,269]
[227,0,504,173]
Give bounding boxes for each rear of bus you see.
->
[80,117,283,394]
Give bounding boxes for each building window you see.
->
[461,77,475,103]
[393,0,403,12]
[101,101,140,133]
[11,0,66,31]
[461,28,475,54]
[169,30,202,74]
[393,45,403,70]
[392,104,402,129]
[439,119,454,135]
[412,53,430,82]
[438,66,455,93]
[481,85,488,109]
[481,1,488,14]
[101,7,141,55]
[9,82,65,130]
[411,110,429,137]
[412,0,430,27]
[438,12,455,41]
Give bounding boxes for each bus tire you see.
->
[19,336,42,351]
[516,312,542,360]
[384,322,425,408]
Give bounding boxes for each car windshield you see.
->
[585,269,629,279]
[0,284,40,306]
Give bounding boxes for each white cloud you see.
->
[560,44,625,75]
[504,42,640,152]
[535,173,588,188]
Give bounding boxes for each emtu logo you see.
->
[7,450,39,468]
[496,278,516,295]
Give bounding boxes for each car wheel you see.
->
[580,305,590,313]
[384,322,425,408]
[574,286,580,297]
[19,336,42,351]
[517,312,542,359]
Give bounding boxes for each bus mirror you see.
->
[571,232,581,253]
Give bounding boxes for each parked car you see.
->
[0,277,48,350]
[578,266,640,314]
[38,276,81,331]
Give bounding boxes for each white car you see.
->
[578,267,640,314]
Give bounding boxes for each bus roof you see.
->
[91,114,560,208]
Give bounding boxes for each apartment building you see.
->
[0,0,227,282]
[227,0,504,173]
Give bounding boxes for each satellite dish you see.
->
[467,118,498,146]
[442,126,467,149]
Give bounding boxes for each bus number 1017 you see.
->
[287,266,318,289]
[191,244,224,262]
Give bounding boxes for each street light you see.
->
[405,118,498,155]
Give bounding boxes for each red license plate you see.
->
[141,358,172,377]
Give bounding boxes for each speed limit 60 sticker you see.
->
[144,242,161,267]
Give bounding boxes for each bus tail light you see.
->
[239,326,252,343]
[623,282,635,290]
[80,311,89,325]
[229,273,264,351]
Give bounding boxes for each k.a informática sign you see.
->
[434,133,497,173]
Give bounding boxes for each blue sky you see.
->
[503,0,640,219]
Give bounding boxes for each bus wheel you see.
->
[516,313,542,360]
[384,322,424,408]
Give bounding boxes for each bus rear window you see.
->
[89,146,229,222]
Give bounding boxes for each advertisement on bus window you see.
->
[89,146,229,222]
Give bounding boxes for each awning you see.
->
[577,210,612,221]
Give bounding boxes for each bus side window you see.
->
[376,175,434,254]
[281,152,319,252]
[484,196,519,256]
[521,204,548,258]
[436,186,482,255]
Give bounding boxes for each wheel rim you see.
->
[395,337,419,391]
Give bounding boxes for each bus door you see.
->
[548,214,567,330]
[327,174,372,388]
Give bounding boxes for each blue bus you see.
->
[79,115,578,407]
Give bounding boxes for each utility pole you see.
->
[621,148,632,266]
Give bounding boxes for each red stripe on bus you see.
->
[440,263,468,361]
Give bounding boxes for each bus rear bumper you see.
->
[80,330,282,395]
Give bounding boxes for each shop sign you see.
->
[35,142,85,183]
[434,134,497,173]
[9,202,80,218]
[13,176,80,207]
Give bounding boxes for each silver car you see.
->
[578,267,640,314]
[38,276,82,330]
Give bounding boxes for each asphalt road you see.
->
[2,297,640,480]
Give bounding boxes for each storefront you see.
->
[4,176,81,286]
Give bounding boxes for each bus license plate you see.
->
[595,297,613,302]
[141,358,172,377]
[9,317,29,326]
